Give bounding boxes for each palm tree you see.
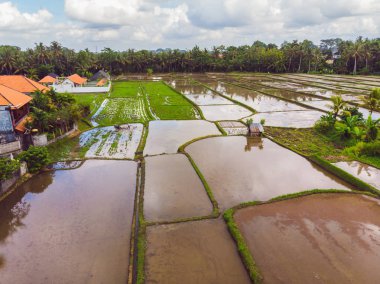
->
[329,95,347,120]
[362,88,380,114]
[0,46,19,74]
[348,39,363,74]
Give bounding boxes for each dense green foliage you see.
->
[0,157,20,181]
[29,89,85,135]
[18,146,50,173]
[2,38,380,77]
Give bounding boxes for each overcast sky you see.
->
[1,0,379,51]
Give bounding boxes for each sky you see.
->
[1,0,380,51]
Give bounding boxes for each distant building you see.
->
[90,70,110,82]
[39,75,58,86]
[67,74,87,86]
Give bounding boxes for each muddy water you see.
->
[186,137,352,209]
[334,161,380,189]
[174,84,212,95]
[235,193,380,283]
[301,100,332,112]
[144,154,213,222]
[248,110,322,128]
[0,160,137,283]
[145,219,250,283]
[199,104,252,121]
[143,120,220,156]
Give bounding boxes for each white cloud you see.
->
[1,0,380,50]
[0,2,52,30]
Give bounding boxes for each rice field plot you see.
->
[111,81,143,98]
[234,193,380,283]
[94,97,149,125]
[143,81,200,120]
[218,121,248,135]
[79,124,143,159]
[73,93,108,115]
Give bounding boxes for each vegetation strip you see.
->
[136,159,147,284]
[223,189,378,284]
[215,122,228,136]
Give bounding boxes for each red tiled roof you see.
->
[67,74,87,85]
[15,115,32,132]
[0,84,32,108]
[0,75,49,93]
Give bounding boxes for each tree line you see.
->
[0,37,380,78]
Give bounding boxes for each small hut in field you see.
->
[248,123,264,137]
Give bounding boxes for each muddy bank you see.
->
[145,219,250,283]
[234,193,380,283]
[143,120,220,156]
[186,136,352,209]
[144,154,213,222]
[0,160,137,283]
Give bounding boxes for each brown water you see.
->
[143,120,220,156]
[0,160,137,283]
[234,193,380,283]
[334,161,380,189]
[248,110,323,128]
[144,154,213,222]
[145,219,250,283]
[186,137,352,209]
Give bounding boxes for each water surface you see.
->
[235,193,380,283]
[0,160,137,283]
[334,161,380,189]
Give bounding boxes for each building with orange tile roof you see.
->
[39,75,58,85]
[0,84,32,129]
[0,75,49,94]
[67,74,87,86]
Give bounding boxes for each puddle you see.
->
[0,160,137,283]
[199,105,252,121]
[145,219,250,283]
[186,137,352,209]
[234,193,380,283]
[143,120,220,156]
[334,161,380,189]
[248,110,322,128]
[80,124,143,159]
[144,154,213,222]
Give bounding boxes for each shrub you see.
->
[314,113,334,132]
[345,141,380,157]
[0,157,20,182]
[18,146,50,173]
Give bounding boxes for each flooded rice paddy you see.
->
[80,124,143,159]
[234,193,380,283]
[199,104,252,121]
[144,154,213,222]
[143,120,220,156]
[249,110,323,128]
[185,94,234,105]
[145,219,251,284]
[334,161,380,189]
[186,136,352,209]
[0,160,137,283]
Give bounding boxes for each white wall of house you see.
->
[52,81,111,93]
